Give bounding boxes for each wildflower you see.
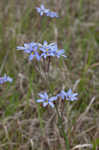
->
[40,41,66,59]
[28,45,41,61]
[36,92,57,108]
[40,41,56,58]
[0,74,13,84]
[65,89,78,101]
[57,90,67,100]
[17,42,37,53]
[36,4,49,16]
[52,44,67,58]
[36,4,59,18]
[58,89,78,101]
[47,11,59,18]
[17,42,41,61]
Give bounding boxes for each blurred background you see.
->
[0,0,99,149]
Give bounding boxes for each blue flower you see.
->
[17,42,37,53]
[47,11,59,18]
[56,49,66,58]
[36,92,57,108]
[36,4,59,18]
[57,90,67,100]
[17,42,41,61]
[40,41,56,58]
[57,89,78,101]
[65,89,78,101]
[17,41,66,60]
[52,44,67,58]
[28,45,41,61]
[36,4,49,16]
[0,74,13,84]
[40,41,66,59]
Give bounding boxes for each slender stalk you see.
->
[47,56,51,72]
[37,104,44,136]
[42,57,46,72]
[55,104,70,150]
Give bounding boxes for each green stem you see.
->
[37,104,44,136]
[55,104,70,150]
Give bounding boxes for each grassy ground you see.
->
[0,0,99,149]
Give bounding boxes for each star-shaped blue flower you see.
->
[47,11,59,18]
[36,4,49,16]
[65,89,78,101]
[40,41,56,58]
[17,42,37,53]
[28,45,41,61]
[17,42,41,61]
[36,4,59,18]
[52,44,67,58]
[57,90,67,100]
[40,41,66,59]
[0,74,13,84]
[36,92,57,108]
[57,89,78,101]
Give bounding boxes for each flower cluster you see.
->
[16,3,78,110]
[37,89,78,108]
[40,41,66,59]
[58,89,78,101]
[17,41,66,61]
[36,4,59,18]
[0,74,13,84]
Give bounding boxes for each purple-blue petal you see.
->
[29,54,34,61]
[16,46,25,50]
[37,99,45,103]
[43,102,48,107]
[49,96,57,101]
[49,102,54,108]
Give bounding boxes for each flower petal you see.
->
[37,99,44,103]
[38,93,45,99]
[49,96,57,101]
[43,102,48,107]
[29,54,34,61]
[16,46,25,50]
[49,102,54,108]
